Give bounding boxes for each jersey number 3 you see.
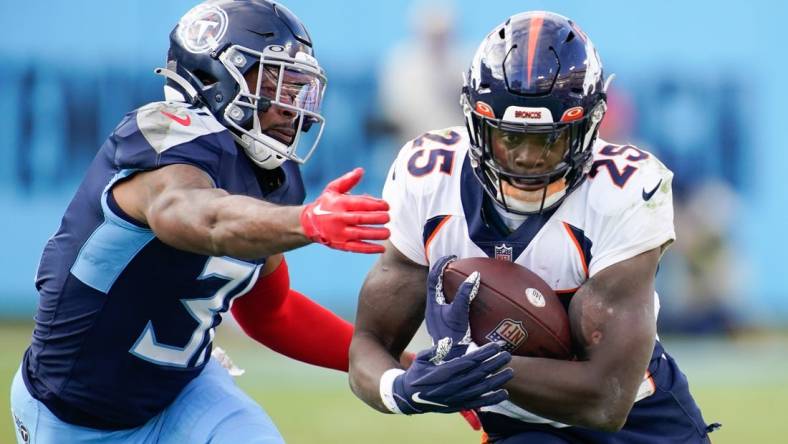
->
[130,257,259,368]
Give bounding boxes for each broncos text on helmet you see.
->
[461,11,610,214]
[161,0,326,169]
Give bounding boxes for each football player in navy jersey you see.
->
[349,11,718,444]
[10,1,392,443]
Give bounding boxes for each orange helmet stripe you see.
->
[526,13,545,88]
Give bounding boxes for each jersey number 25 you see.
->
[589,145,649,188]
[407,130,460,177]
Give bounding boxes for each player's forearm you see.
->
[205,194,310,258]
[150,189,309,259]
[348,244,428,413]
[505,356,640,432]
[517,249,658,431]
[348,332,403,413]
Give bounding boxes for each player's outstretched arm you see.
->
[349,243,512,414]
[113,164,389,258]
[231,254,354,371]
[349,243,429,411]
[502,247,661,432]
[231,254,454,374]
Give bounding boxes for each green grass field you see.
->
[2,321,786,443]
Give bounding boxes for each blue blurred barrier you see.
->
[0,0,786,328]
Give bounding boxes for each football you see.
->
[441,257,573,359]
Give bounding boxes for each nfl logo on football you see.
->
[486,319,528,352]
[494,243,513,261]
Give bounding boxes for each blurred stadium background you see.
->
[1,0,786,442]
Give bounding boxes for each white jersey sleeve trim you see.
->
[589,232,674,277]
[389,226,428,266]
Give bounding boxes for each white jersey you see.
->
[383,126,674,426]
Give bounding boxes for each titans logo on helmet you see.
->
[177,3,229,54]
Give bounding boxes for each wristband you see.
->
[378,368,406,414]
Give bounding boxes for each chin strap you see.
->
[155,66,288,170]
[154,67,202,106]
[231,131,285,170]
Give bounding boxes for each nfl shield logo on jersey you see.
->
[485,319,528,352]
[494,243,513,261]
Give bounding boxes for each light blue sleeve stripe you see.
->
[100,169,144,229]
[70,169,155,294]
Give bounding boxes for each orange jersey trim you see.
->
[424,215,452,263]
[563,221,589,278]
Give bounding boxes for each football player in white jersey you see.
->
[348,11,717,443]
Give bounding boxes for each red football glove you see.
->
[300,168,390,254]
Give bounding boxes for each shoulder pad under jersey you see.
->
[585,140,674,217]
[125,101,229,154]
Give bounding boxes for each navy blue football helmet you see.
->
[160,0,326,169]
[462,11,609,214]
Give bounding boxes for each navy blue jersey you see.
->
[23,101,305,429]
[479,342,716,444]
